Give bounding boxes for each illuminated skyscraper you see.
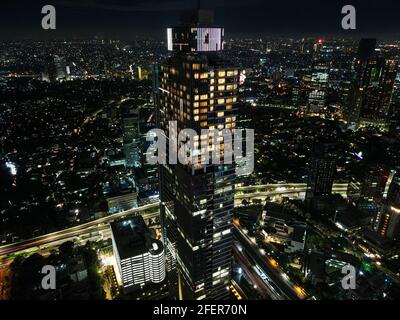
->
[307,61,330,114]
[42,55,69,82]
[348,164,389,217]
[359,165,388,204]
[346,39,398,126]
[376,172,400,240]
[121,103,141,168]
[390,72,400,125]
[348,165,388,202]
[156,9,239,300]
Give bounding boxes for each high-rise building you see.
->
[387,171,400,205]
[305,139,337,202]
[359,165,389,204]
[121,102,142,168]
[390,72,400,125]
[42,55,69,82]
[376,171,400,240]
[377,206,400,240]
[348,165,389,202]
[348,164,389,219]
[138,104,159,196]
[111,216,165,293]
[307,61,330,114]
[157,9,239,300]
[346,39,398,126]
[356,38,376,61]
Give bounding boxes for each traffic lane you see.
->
[233,225,300,300]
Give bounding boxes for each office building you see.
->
[42,55,69,82]
[376,172,400,240]
[260,203,307,253]
[346,39,398,126]
[377,205,400,241]
[305,139,337,202]
[106,192,137,213]
[111,216,165,293]
[307,61,330,114]
[121,102,142,168]
[348,165,388,203]
[157,9,239,300]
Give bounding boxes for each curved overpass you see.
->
[0,183,348,258]
[235,183,348,203]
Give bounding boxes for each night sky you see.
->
[1,0,400,40]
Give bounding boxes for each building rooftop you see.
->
[111,216,162,259]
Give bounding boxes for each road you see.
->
[0,203,159,257]
[233,243,278,299]
[0,183,348,258]
[235,184,348,202]
[233,223,304,300]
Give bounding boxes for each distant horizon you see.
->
[1,0,400,41]
[1,32,399,42]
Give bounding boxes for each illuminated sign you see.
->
[167,27,224,52]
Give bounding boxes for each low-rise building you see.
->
[111,216,165,293]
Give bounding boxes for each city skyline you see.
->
[1,0,400,306]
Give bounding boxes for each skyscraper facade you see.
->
[305,139,337,202]
[376,172,400,240]
[111,216,165,293]
[156,10,239,300]
[346,39,398,126]
[42,55,69,82]
[307,61,330,114]
[121,103,141,168]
